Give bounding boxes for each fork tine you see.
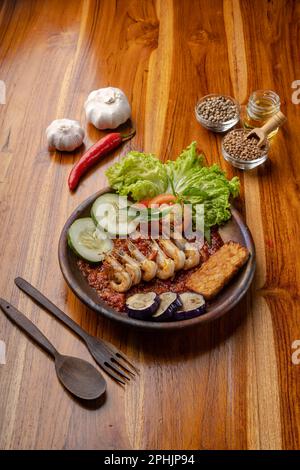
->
[111,356,136,376]
[115,353,140,374]
[101,363,126,385]
[106,360,131,382]
[101,341,139,373]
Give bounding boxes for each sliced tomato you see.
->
[147,194,177,207]
[138,198,152,207]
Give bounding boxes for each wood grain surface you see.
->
[0,0,300,450]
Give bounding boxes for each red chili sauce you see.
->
[77,230,224,312]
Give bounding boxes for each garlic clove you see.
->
[84,87,131,130]
[46,119,85,152]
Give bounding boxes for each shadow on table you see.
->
[93,293,250,365]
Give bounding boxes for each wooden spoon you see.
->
[0,299,106,401]
[247,110,287,147]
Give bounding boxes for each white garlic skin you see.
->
[84,87,131,130]
[46,119,85,152]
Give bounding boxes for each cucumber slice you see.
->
[68,218,113,262]
[92,193,130,212]
[91,192,137,237]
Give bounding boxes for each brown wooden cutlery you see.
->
[0,277,138,401]
[14,277,138,384]
[0,299,106,401]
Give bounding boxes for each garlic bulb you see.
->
[46,119,85,151]
[84,87,131,130]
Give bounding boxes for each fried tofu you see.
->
[186,241,250,300]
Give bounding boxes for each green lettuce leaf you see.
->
[166,141,205,193]
[105,142,240,238]
[106,151,168,201]
[166,142,240,231]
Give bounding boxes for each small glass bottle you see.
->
[244,90,281,138]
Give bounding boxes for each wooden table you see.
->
[0,0,300,450]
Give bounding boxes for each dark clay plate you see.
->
[58,188,256,330]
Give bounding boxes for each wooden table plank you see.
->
[0,0,300,450]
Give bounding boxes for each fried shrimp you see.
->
[105,255,132,292]
[151,240,175,280]
[115,249,142,285]
[127,240,157,281]
[159,239,186,271]
[173,238,201,270]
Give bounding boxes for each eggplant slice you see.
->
[174,292,206,320]
[126,292,160,319]
[126,291,205,322]
[152,292,182,322]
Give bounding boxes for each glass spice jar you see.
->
[244,90,281,138]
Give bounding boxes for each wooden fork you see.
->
[15,277,138,385]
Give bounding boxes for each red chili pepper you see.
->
[68,128,135,191]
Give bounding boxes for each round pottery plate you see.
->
[58,188,256,330]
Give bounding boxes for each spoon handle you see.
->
[0,298,57,358]
[261,110,287,136]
